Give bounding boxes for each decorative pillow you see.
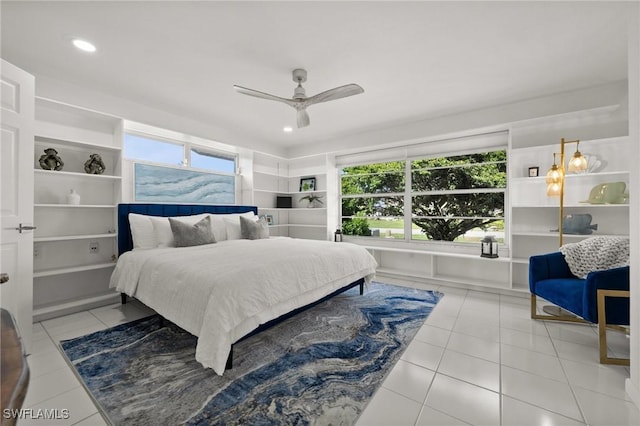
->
[169,216,216,247]
[128,213,157,249]
[240,215,269,240]
[223,212,257,240]
[150,214,209,248]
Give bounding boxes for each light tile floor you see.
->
[23,280,640,426]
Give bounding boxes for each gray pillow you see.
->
[169,216,216,247]
[240,215,269,240]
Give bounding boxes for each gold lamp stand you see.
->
[542,138,588,317]
[545,138,588,246]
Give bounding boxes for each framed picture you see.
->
[299,177,316,192]
[265,214,274,225]
[528,166,539,177]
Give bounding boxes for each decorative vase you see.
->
[66,189,80,205]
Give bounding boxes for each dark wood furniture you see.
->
[1,273,30,425]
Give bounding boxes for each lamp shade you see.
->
[545,164,563,184]
[547,182,562,196]
[568,151,588,173]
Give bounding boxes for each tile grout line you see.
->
[544,320,589,425]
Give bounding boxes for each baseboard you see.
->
[626,378,640,411]
[33,293,120,322]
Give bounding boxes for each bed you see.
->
[109,204,378,375]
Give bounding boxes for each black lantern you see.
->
[480,235,499,258]
[334,229,343,242]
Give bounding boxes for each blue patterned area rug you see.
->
[60,282,442,425]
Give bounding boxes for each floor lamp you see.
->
[542,138,588,317]
[545,138,588,247]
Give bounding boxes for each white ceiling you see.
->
[0,1,631,151]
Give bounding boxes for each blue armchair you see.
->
[529,251,630,365]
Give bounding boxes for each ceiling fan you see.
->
[233,69,364,128]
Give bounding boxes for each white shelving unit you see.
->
[252,152,328,240]
[509,133,630,292]
[33,97,123,321]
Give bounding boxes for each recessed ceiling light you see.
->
[72,39,96,53]
[283,126,293,133]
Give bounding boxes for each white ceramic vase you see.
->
[67,189,80,205]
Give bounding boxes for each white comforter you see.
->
[109,237,377,375]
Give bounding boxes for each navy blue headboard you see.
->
[117,204,258,255]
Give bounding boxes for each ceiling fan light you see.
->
[72,38,96,53]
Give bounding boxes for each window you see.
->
[190,148,235,174]
[124,133,237,174]
[123,133,184,165]
[340,146,507,244]
[124,131,238,204]
[410,151,506,243]
[341,161,406,239]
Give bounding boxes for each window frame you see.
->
[123,129,239,204]
[339,147,507,247]
[123,130,238,176]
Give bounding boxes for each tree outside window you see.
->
[340,150,506,243]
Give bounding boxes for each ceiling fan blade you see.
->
[305,84,364,106]
[233,85,296,107]
[297,109,310,128]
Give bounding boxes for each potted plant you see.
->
[299,193,323,208]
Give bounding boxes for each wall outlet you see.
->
[34,244,41,258]
[89,241,99,254]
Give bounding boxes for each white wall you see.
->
[626,2,640,410]
[287,81,628,159]
[34,75,288,158]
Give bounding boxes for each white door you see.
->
[1,59,35,353]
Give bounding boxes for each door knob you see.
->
[0,273,8,284]
[15,224,36,233]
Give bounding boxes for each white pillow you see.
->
[149,216,174,248]
[128,212,252,248]
[128,213,156,249]
[208,215,228,242]
[222,212,257,240]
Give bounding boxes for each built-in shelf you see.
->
[512,204,629,208]
[35,135,122,152]
[360,244,511,262]
[253,170,282,178]
[511,231,626,238]
[510,133,630,293]
[33,97,123,321]
[34,262,116,278]
[260,207,327,211]
[35,204,116,209]
[34,169,121,180]
[34,233,117,242]
[33,292,120,322]
[510,170,629,183]
[375,267,521,293]
[254,189,328,195]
